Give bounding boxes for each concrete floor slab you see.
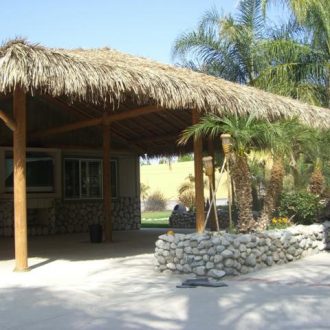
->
[1,230,329,330]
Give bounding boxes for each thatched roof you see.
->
[0,39,330,129]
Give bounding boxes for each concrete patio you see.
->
[1,229,330,330]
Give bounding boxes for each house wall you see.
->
[0,147,141,236]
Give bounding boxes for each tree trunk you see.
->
[230,154,255,233]
[258,158,284,230]
[309,165,325,196]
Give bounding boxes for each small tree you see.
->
[180,114,268,233]
[144,191,167,211]
[257,119,312,230]
[178,154,194,162]
[140,182,150,202]
[178,174,196,211]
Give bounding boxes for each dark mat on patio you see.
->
[176,277,228,288]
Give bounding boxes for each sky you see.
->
[0,0,287,64]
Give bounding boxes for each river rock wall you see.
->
[155,222,330,278]
[0,197,141,236]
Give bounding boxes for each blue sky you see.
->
[0,1,286,64]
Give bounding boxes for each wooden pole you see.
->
[226,161,233,230]
[13,87,28,271]
[192,109,205,233]
[208,138,217,231]
[103,124,112,242]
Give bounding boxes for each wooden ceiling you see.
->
[25,95,195,155]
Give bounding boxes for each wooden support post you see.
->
[103,124,112,242]
[13,87,28,271]
[192,109,205,233]
[208,138,217,231]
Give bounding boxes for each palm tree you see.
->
[172,0,267,84]
[179,114,268,233]
[173,0,329,107]
[257,119,312,230]
[307,128,330,195]
[261,0,330,106]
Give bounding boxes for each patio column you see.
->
[208,138,217,231]
[13,87,28,271]
[103,123,112,242]
[192,109,204,233]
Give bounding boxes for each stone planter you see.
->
[155,222,330,278]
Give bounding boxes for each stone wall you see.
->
[169,211,195,228]
[0,200,56,236]
[155,222,330,278]
[55,197,140,233]
[169,210,231,229]
[0,200,14,236]
[0,197,141,236]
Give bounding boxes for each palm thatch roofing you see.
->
[0,39,330,155]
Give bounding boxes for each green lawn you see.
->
[141,210,171,228]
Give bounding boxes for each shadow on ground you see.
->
[0,229,192,263]
[1,276,329,330]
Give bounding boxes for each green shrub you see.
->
[278,192,321,225]
[144,191,167,211]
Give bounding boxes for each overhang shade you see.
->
[0,39,330,129]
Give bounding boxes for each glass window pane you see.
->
[5,152,54,192]
[111,160,117,198]
[64,160,80,198]
[80,161,88,197]
[89,161,102,198]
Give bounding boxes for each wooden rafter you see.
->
[41,96,95,119]
[31,104,162,139]
[139,115,169,135]
[37,97,144,153]
[131,132,180,145]
[112,121,140,139]
[0,109,16,131]
[155,111,184,130]
[165,110,191,128]
[110,128,144,154]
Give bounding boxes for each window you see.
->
[64,158,117,199]
[5,152,54,192]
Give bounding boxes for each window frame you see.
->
[5,151,55,193]
[63,157,118,200]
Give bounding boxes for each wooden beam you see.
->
[208,137,217,231]
[13,87,28,271]
[103,124,112,242]
[0,109,16,131]
[193,109,205,233]
[31,105,162,139]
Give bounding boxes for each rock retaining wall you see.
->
[55,197,140,233]
[169,210,230,229]
[0,197,141,236]
[155,222,330,278]
[169,211,196,228]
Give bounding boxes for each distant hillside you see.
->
[140,160,228,202]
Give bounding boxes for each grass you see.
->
[141,210,171,228]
